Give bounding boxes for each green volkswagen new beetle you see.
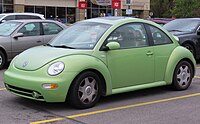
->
[3,17,196,109]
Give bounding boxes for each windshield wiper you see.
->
[45,43,53,47]
[53,45,76,49]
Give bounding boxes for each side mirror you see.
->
[13,33,24,39]
[105,41,120,51]
[197,29,200,35]
[1,20,6,23]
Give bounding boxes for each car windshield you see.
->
[49,22,111,49]
[163,19,200,32]
[0,22,22,36]
[0,15,5,20]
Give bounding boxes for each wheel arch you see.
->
[164,46,196,84]
[63,55,113,101]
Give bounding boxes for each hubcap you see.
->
[78,77,98,104]
[177,65,191,87]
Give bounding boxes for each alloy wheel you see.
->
[78,77,98,104]
[176,65,191,88]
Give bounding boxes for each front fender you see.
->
[164,46,196,84]
[60,54,112,95]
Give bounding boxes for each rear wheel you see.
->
[171,61,193,90]
[0,51,6,70]
[68,71,102,109]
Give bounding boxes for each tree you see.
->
[150,0,174,18]
[171,0,200,18]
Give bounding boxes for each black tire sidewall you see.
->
[68,71,102,109]
[172,61,193,90]
[183,44,195,57]
[0,51,6,70]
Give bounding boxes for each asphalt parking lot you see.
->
[0,64,200,124]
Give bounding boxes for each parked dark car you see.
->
[147,18,173,26]
[0,19,67,69]
[163,18,200,59]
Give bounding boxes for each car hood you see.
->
[0,36,9,40]
[14,46,93,71]
[169,31,192,36]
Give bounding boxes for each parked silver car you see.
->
[0,13,45,23]
[0,19,67,69]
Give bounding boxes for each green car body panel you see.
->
[3,17,196,103]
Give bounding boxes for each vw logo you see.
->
[22,61,28,67]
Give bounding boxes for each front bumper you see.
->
[3,64,78,102]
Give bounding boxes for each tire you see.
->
[171,61,193,90]
[0,51,6,70]
[68,71,102,109]
[183,43,195,58]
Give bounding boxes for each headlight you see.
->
[48,62,65,76]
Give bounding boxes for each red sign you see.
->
[112,0,121,9]
[78,1,88,9]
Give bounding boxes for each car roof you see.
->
[0,13,44,16]
[83,16,145,25]
[7,19,59,23]
[5,19,67,28]
[174,18,200,21]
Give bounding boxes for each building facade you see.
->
[0,0,150,24]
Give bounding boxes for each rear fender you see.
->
[164,46,196,84]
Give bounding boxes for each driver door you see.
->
[105,23,155,89]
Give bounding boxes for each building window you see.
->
[56,7,66,23]
[86,0,113,19]
[3,0,13,4]
[3,5,13,13]
[67,8,75,24]
[25,5,76,24]
[46,7,55,19]
[25,6,34,13]
[0,4,2,13]
[0,0,13,13]
[35,6,45,16]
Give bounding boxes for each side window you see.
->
[16,15,30,19]
[106,23,149,48]
[4,15,15,21]
[30,16,41,19]
[149,25,172,45]
[18,23,41,37]
[42,22,63,35]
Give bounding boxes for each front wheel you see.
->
[68,71,102,109]
[171,61,193,90]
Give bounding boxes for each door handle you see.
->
[36,41,42,43]
[146,51,154,56]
